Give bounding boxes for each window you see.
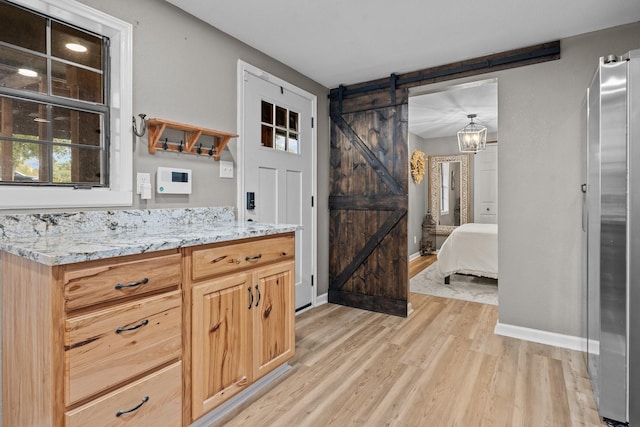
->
[0,0,132,209]
[261,100,299,154]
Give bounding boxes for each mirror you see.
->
[429,153,469,235]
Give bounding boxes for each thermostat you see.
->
[157,167,192,194]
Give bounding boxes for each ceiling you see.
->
[165,0,640,89]
[164,0,637,140]
[409,80,498,140]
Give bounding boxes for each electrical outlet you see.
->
[136,172,151,194]
[220,161,233,178]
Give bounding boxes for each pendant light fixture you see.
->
[457,114,487,153]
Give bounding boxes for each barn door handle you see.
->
[116,396,149,417]
[115,277,149,290]
[255,284,261,307]
[115,319,149,334]
[248,287,254,309]
[245,254,262,262]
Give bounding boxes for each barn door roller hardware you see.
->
[330,41,560,100]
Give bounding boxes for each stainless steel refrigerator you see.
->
[584,49,639,425]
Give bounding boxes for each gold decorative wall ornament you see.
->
[410,150,426,184]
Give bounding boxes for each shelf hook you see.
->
[208,144,215,157]
[197,143,203,155]
[132,113,147,137]
[162,138,168,150]
[178,140,184,152]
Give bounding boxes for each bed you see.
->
[436,223,498,283]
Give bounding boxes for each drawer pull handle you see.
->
[245,254,262,262]
[115,277,149,290]
[248,287,254,309]
[115,319,149,334]
[255,284,261,307]
[116,396,149,417]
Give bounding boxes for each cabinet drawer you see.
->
[192,234,294,281]
[65,361,182,427]
[64,252,181,312]
[65,291,182,406]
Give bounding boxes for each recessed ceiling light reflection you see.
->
[65,43,87,53]
[18,68,38,77]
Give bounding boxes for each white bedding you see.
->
[436,223,498,279]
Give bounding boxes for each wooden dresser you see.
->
[1,232,295,427]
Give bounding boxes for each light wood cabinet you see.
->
[2,249,182,427]
[2,232,295,427]
[65,362,183,427]
[191,273,253,416]
[188,234,295,422]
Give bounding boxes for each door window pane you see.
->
[289,111,298,132]
[275,106,287,128]
[261,124,273,148]
[260,100,301,155]
[275,129,286,151]
[261,101,273,124]
[288,133,299,154]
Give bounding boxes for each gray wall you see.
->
[1,0,331,289]
[417,22,639,337]
[408,133,478,252]
[407,132,428,256]
[0,0,331,414]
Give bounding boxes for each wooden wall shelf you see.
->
[146,118,238,161]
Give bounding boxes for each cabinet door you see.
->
[191,273,252,419]
[252,261,295,380]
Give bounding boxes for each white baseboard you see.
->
[409,251,422,261]
[316,292,328,305]
[494,321,588,352]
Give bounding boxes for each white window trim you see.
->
[0,0,133,210]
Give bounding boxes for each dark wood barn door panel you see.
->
[328,106,409,317]
[326,41,561,317]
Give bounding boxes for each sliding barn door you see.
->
[328,103,409,317]
[326,42,561,318]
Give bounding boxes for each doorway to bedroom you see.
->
[407,78,498,306]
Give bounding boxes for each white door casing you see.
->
[237,61,317,310]
[473,144,498,223]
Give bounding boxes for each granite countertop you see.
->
[0,207,298,266]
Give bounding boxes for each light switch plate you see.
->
[220,161,233,179]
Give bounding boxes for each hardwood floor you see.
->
[409,254,436,279]
[212,291,604,427]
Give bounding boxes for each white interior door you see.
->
[473,144,498,223]
[239,63,316,310]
